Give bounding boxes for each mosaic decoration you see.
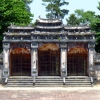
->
[11,48,30,54]
[68,43,88,51]
[38,43,59,51]
[10,43,31,54]
[68,47,88,55]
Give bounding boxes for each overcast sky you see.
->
[29,0,100,24]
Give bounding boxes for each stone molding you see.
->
[88,43,95,48]
[60,43,67,49]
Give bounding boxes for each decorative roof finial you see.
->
[39,16,41,19]
[10,23,13,26]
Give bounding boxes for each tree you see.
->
[22,0,33,11]
[0,0,33,52]
[75,9,96,25]
[91,2,100,53]
[42,0,69,19]
[22,0,33,4]
[67,14,80,26]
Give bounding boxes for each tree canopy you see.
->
[42,0,69,19]
[66,14,80,26]
[66,2,100,53]
[0,0,33,31]
[92,2,100,53]
[0,0,33,52]
[22,0,33,11]
[75,9,97,26]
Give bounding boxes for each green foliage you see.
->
[32,20,38,26]
[67,14,80,26]
[92,19,100,53]
[42,0,69,19]
[0,0,33,52]
[90,2,100,53]
[66,9,97,26]
[22,0,33,4]
[22,0,33,11]
[66,3,100,53]
[74,9,96,25]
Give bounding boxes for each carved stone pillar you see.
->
[60,43,67,77]
[31,43,38,77]
[88,43,95,77]
[3,43,10,77]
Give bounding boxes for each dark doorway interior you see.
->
[10,54,31,76]
[67,47,88,76]
[38,51,60,76]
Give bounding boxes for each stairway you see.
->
[35,76,63,87]
[6,76,33,87]
[65,76,92,87]
[6,76,92,87]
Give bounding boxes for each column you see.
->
[3,43,10,78]
[31,43,38,77]
[88,43,95,77]
[60,43,67,77]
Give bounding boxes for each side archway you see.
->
[67,47,88,76]
[10,47,31,76]
[38,43,60,76]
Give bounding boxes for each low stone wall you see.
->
[0,61,3,84]
[95,60,100,81]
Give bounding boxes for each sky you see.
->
[29,0,100,24]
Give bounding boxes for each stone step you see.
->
[66,77,90,79]
[66,76,89,77]
[35,85,63,87]
[66,77,90,80]
[8,78,32,80]
[7,83,33,85]
[35,79,63,81]
[36,76,61,78]
[36,81,63,83]
[66,82,91,84]
[6,85,33,87]
[65,85,92,87]
[7,81,33,82]
[35,82,63,84]
[8,79,32,81]
[65,81,91,83]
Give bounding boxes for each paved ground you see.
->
[0,86,100,100]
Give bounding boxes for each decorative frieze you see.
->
[10,43,30,50]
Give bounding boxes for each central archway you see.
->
[67,47,88,76]
[38,43,60,76]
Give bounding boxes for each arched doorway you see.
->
[10,48,31,76]
[67,47,88,76]
[38,43,60,76]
